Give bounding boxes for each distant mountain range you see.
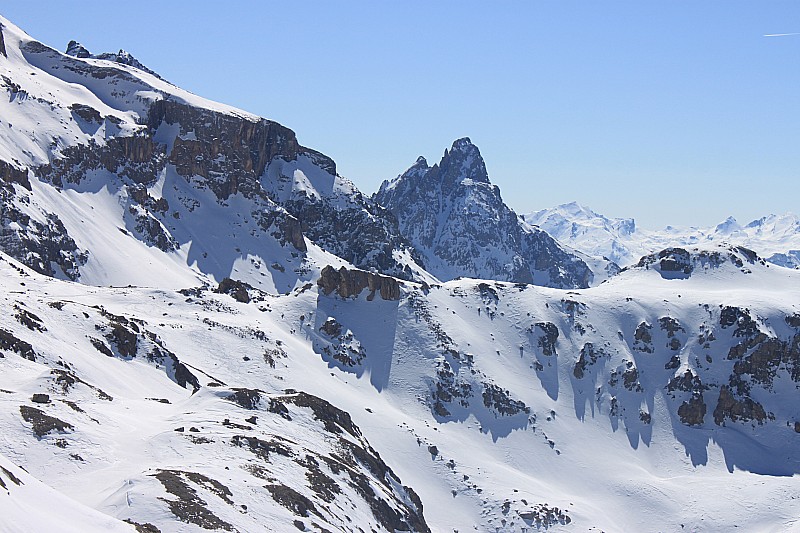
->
[524,202,800,269]
[1,14,799,533]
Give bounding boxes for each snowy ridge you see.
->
[0,15,424,291]
[525,202,800,269]
[1,14,800,533]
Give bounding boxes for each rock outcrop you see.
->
[1,28,425,286]
[0,23,6,58]
[630,245,766,279]
[317,265,401,301]
[65,39,163,79]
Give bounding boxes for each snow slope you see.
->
[0,452,136,533]
[2,242,800,532]
[525,202,800,268]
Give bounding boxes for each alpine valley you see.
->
[1,15,799,533]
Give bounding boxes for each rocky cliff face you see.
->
[375,138,595,288]
[0,19,424,288]
[317,265,402,301]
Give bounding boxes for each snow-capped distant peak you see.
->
[714,216,741,235]
[525,202,800,270]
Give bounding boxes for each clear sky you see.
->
[3,2,798,229]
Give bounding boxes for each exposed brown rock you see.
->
[713,385,768,426]
[573,342,599,379]
[534,322,559,356]
[0,23,6,58]
[19,405,73,437]
[634,322,652,344]
[215,278,252,303]
[0,328,37,361]
[147,99,318,200]
[31,394,50,404]
[151,470,234,531]
[317,265,401,301]
[281,214,307,252]
[677,394,706,426]
[69,103,101,123]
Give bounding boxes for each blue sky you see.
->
[3,2,798,228]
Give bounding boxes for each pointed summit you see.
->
[449,137,475,152]
[65,40,91,58]
[436,137,489,185]
[375,139,594,288]
[714,216,741,235]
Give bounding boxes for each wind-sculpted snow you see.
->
[1,240,800,530]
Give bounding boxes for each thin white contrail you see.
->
[763,32,800,37]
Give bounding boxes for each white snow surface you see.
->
[0,452,136,532]
[525,202,800,268]
[1,244,799,532]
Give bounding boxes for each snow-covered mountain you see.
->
[525,202,800,269]
[2,14,800,533]
[3,241,800,532]
[0,15,428,293]
[375,139,612,288]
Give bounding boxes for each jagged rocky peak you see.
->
[65,40,90,58]
[375,138,595,288]
[64,39,162,79]
[439,136,490,184]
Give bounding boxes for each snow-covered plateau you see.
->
[1,14,799,533]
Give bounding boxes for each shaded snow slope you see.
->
[526,202,800,269]
[2,14,799,533]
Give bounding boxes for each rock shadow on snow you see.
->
[312,290,400,392]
